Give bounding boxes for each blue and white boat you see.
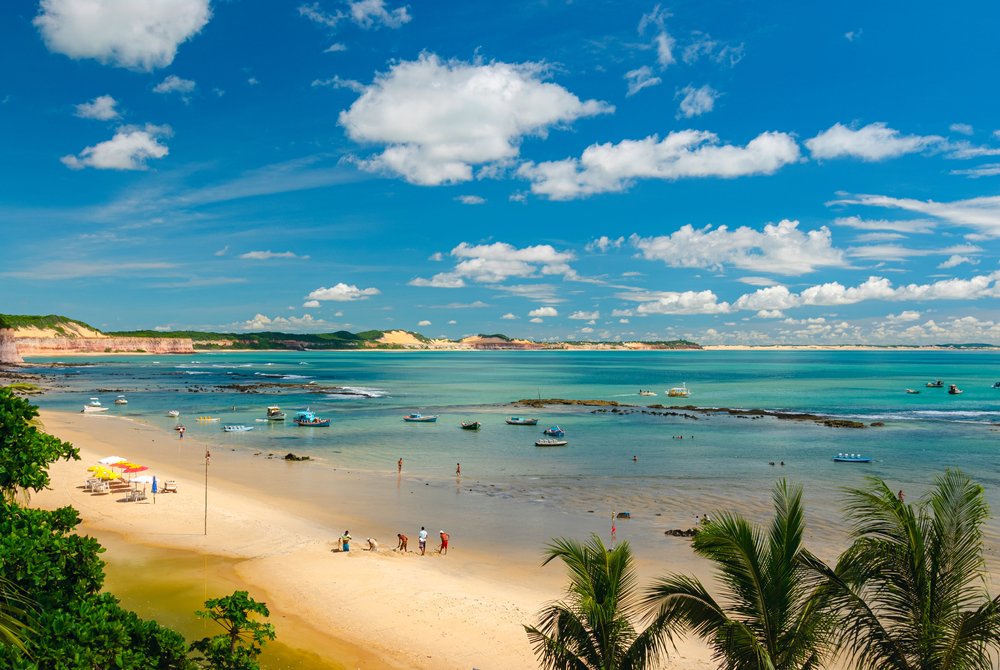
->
[294,410,331,427]
[543,426,565,436]
[833,453,872,463]
[403,413,437,422]
[223,424,253,432]
[506,417,538,425]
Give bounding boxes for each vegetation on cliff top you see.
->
[0,314,101,335]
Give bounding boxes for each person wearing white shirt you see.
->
[418,527,428,555]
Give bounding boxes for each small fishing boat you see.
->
[115,395,127,405]
[82,398,109,413]
[905,389,920,394]
[266,406,286,421]
[638,390,657,396]
[833,453,872,463]
[992,382,1000,389]
[543,426,565,436]
[926,380,944,388]
[460,421,481,430]
[536,439,568,447]
[667,383,690,398]
[196,416,220,422]
[167,410,180,417]
[223,424,253,432]
[948,384,963,395]
[174,424,184,431]
[506,417,538,425]
[403,414,438,422]
[294,410,331,427]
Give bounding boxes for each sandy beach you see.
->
[32,410,719,670]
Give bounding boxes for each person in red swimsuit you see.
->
[439,530,450,555]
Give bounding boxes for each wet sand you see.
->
[33,410,723,669]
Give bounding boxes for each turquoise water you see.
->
[22,350,1000,526]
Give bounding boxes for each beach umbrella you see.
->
[131,475,154,484]
[152,477,158,494]
[98,456,127,465]
[123,465,148,473]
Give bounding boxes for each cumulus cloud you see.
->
[348,0,411,29]
[631,220,846,276]
[805,122,944,161]
[312,75,365,92]
[501,313,519,320]
[624,66,661,97]
[518,130,800,200]
[239,251,307,260]
[428,252,444,261]
[529,317,544,323]
[34,0,211,71]
[884,311,921,323]
[61,123,171,170]
[306,283,381,301]
[950,123,974,135]
[303,300,321,308]
[153,75,195,98]
[340,53,613,185]
[586,236,624,252]
[230,313,326,331]
[581,327,594,333]
[938,254,979,269]
[325,43,347,52]
[409,242,577,287]
[756,309,785,318]
[619,289,732,315]
[418,320,431,326]
[569,310,599,319]
[675,84,720,119]
[454,195,486,204]
[74,95,120,120]
[529,307,558,317]
[830,193,1000,236]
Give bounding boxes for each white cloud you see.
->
[529,317,544,323]
[950,123,974,136]
[303,300,321,308]
[581,327,594,333]
[630,220,846,276]
[568,310,599,319]
[239,250,305,260]
[409,242,577,287]
[334,311,343,316]
[509,191,528,203]
[529,307,558,317]
[519,130,800,200]
[430,301,490,308]
[490,283,564,303]
[247,77,260,85]
[586,236,624,252]
[230,313,329,332]
[624,66,661,97]
[618,289,732,315]
[831,193,1000,236]
[611,309,634,317]
[312,76,365,92]
[938,254,979,269]
[61,123,171,170]
[448,320,456,324]
[675,84,719,119]
[348,0,411,29]
[299,3,343,27]
[501,313,519,320]
[805,122,944,161]
[950,163,1000,178]
[325,43,348,52]
[738,276,782,286]
[154,325,171,331]
[418,320,431,326]
[454,195,486,205]
[586,320,596,324]
[756,309,785,319]
[619,318,630,323]
[74,95,120,120]
[153,75,195,97]
[428,252,444,261]
[340,53,613,186]
[833,215,935,234]
[845,29,862,41]
[940,141,1000,160]
[214,246,228,256]
[654,32,676,69]
[306,283,381,301]
[853,232,907,242]
[885,311,921,323]
[35,0,211,71]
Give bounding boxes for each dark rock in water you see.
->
[819,419,867,429]
[665,529,698,537]
[616,512,630,519]
[284,453,310,461]
[871,422,885,427]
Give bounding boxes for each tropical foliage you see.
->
[523,534,673,670]
[0,388,79,504]
[645,479,833,670]
[190,591,276,670]
[810,469,1000,670]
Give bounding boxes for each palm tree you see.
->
[807,469,1000,670]
[524,535,673,670]
[643,479,834,669]
[0,576,31,655]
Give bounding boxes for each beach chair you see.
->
[162,480,178,493]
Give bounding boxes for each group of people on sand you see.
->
[398,457,461,477]
[337,526,450,556]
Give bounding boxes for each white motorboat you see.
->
[536,439,568,447]
[638,391,657,396]
[82,398,109,413]
[167,410,180,417]
[223,424,254,432]
[667,383,691,398]
[115,395,127,405]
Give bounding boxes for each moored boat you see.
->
[948,384,963,395]
[266,405,286,421]
[294,410,331,427]
[167,410,180,417]
[460,421,481,430]
[403,413,438,422]
[196,416,220,422]
[993,382,1000,389]
[223,424,254,432]
[82,398,109,413]
[115,395,127,405]
[536,439,568,447]
[833,453,872,463]
[667,383,690,398]
[506,417,538,425]
[905,389,920,394]
[543,426,565,436]
[926,380,944,387]
[638,390,656,396]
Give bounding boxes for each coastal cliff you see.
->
[14,336,194,355]
[0,329,22,364]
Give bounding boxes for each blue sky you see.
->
[3,0,1000,344]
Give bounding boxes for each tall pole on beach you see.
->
[204,450,209,535]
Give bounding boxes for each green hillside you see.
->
[0,314,102,334]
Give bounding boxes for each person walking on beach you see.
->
[898,489,905,503]
[418,527,428,555]
[205,450,210,465]
[398,458,402,473]
[340,530,352,552]
[456,463,461,476]
[396,533,407,552]
[439,530,450,555]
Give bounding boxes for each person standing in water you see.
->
[398,458,402,473]
[456,463,461,476]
